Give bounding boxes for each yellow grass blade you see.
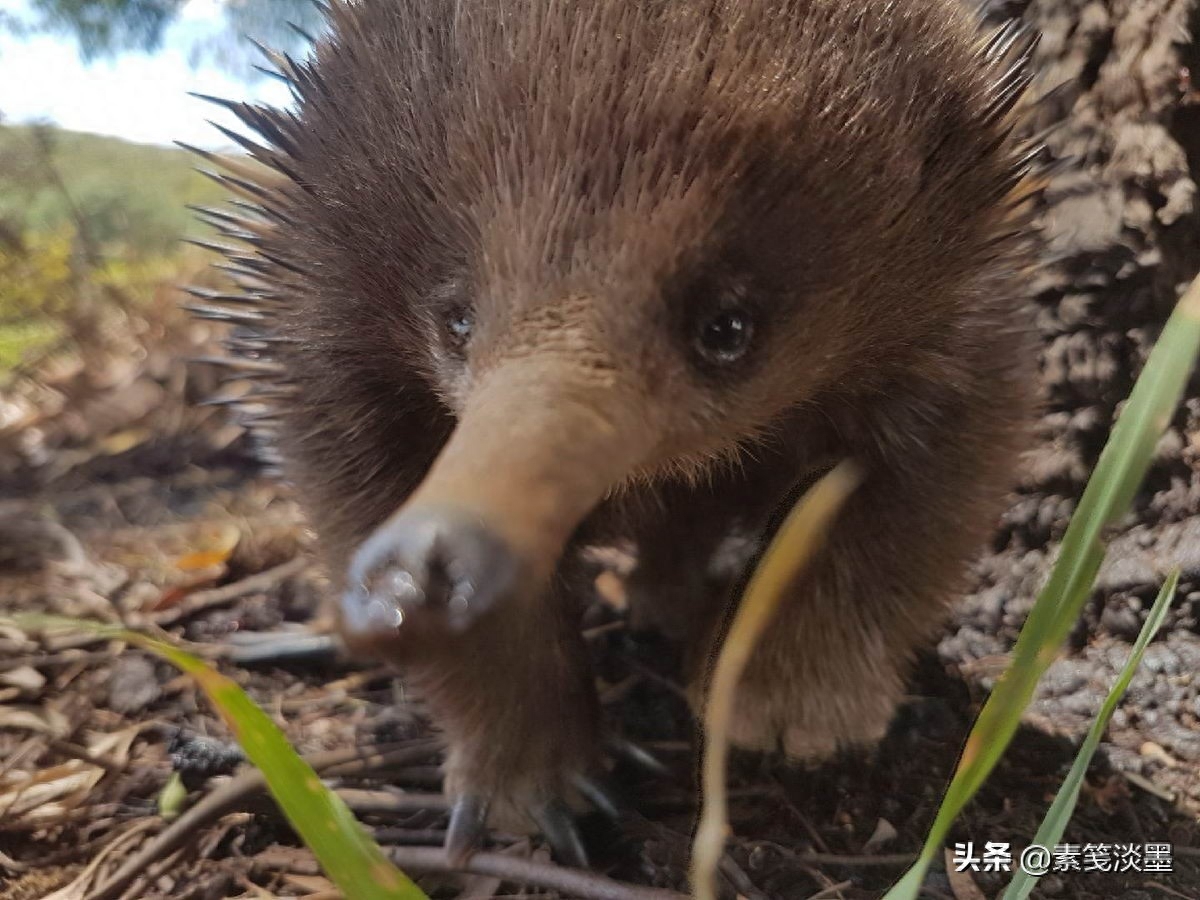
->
[691,460,864,900]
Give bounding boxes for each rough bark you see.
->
[949,0,1200,806]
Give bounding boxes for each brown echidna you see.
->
[187,0,1046,865]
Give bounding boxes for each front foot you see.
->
[437,716,612,868]
[711,650,905,761]
[723,688,895,759]
[441,738,651,867]
[445,789,598,868]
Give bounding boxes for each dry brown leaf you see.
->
[0,704,71,736]
[862,818,899,853]
[0,665,47,692]
[1085,773,1131,814]
[0,724,139,826]
[85,722,142,765]
[0,761,103,822]
[175,522,241,572]
[38,819,158,900]
[95,427,153,456]
[943,849,988,900]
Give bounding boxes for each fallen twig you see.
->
[741,839,917,868]
[44,818,159,900]
[798,851,915,867]
[717,854,768,900]
[336,788,450,814]
[225,632,340,666]
[47,738,127,776]
[0,848,29,873]
[387,845,689,900]
[805,879,854,899]
[151,556,308,626]
[87,741,439,900]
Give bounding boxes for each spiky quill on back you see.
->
[182,1,1056,471]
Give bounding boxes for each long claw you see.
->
[445,794,489,866]
[572,773,621,820]
[532,799,589,869]
[605,735,669,777]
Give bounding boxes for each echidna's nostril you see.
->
[424,532,473,614]
[340,508,521,644]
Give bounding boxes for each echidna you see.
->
[187,0,1046,865]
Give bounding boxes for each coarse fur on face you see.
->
[192,0,1043,848]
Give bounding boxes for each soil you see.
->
[3,1,1200,898]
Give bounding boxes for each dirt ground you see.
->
[4,0,1200,898]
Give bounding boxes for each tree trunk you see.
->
[950,0,1200,807]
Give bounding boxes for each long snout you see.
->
[339,360,653,652]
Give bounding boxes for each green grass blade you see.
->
[1002,569,1180,900]
[7,614,429,900]
[884,279,1200,899]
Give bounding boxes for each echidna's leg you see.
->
[421,576,601,859]
[335,363,656,865]
[621,466,787,666]
[718,383,1030,759]
[341,522,604,863]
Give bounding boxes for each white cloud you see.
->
[0,1,293,148]
[179,0,226,24]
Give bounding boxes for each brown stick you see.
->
[741,838,916,868]
[336,788,450,814]
[796,851,915,867]
[87,741,439,900]
[387,845,689,900]
[151,557,308,626]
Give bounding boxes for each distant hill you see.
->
[0,125,238,369]
[0,124,230,257]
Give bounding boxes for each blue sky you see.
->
[0,0,293,148]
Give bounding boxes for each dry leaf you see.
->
[96,427,153,456]
[943,849,988,900]
[0,762,103,823]
[863,817,899,853]
[175,522,241,572]
[0,665,46,692]
[0,704,71,736]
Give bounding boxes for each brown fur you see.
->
[200,0,1041,825]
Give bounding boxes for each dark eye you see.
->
[696,308,754,363]
[445,309,473,348]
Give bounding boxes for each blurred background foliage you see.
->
[0,0,314,371]
[0,122,225,366]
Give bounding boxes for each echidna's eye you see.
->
[445,310,473,348]
[696,308,753,364]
